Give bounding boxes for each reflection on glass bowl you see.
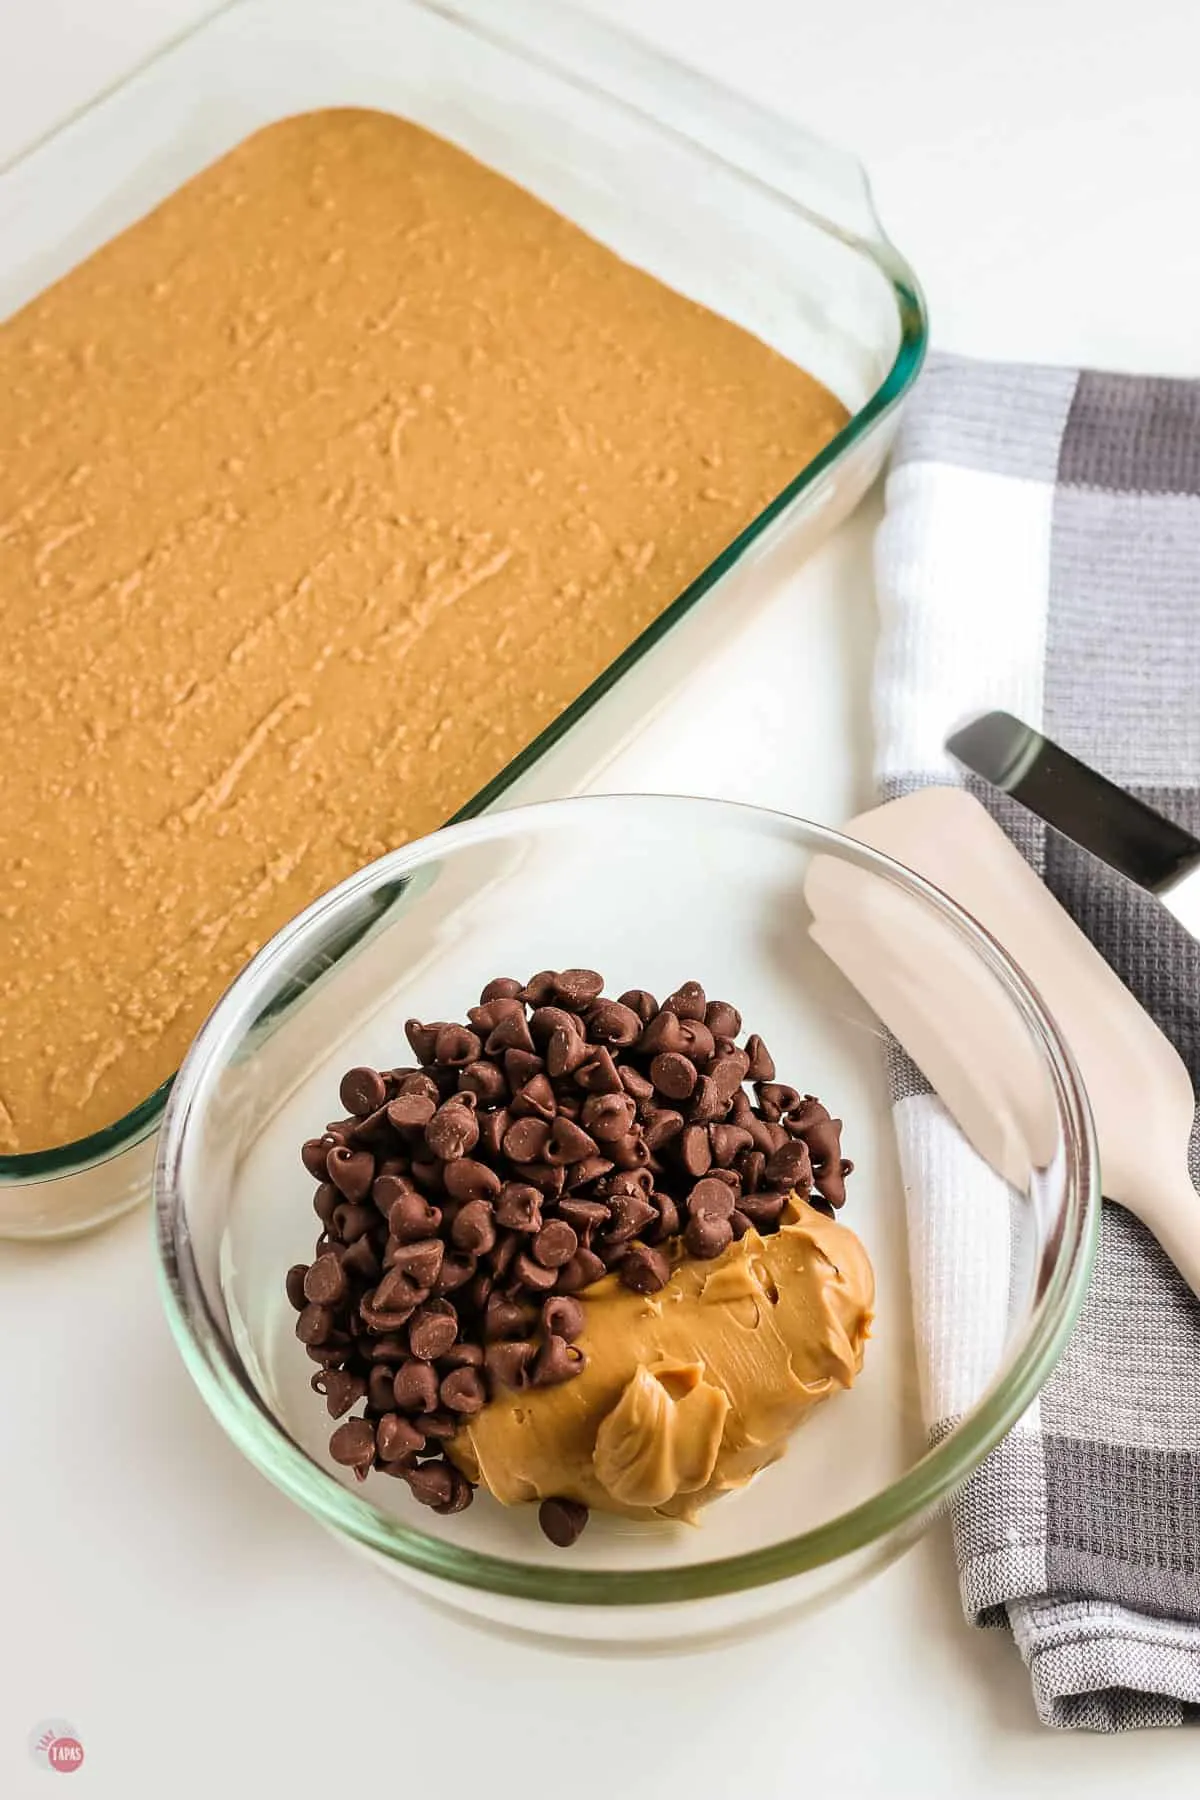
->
[155,795,1096,1645]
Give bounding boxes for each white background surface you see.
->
[3,0,1200,1793]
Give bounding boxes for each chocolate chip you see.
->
[441,1366,487,1414]
[339,1066,387,1116]
[563,1153,614,1190]
[586,999,642,1048]
[650,1051,697,1101]
[296,1304,334,1345]
[405,1460,457,1509]
[556,1197,609,1240]
[435,1467,475,1515]
[619,1242,671,1293]
[419,1410,459,1441]
[369,1363,400,1412]
[647,1192,680,1242]
[322,1370,369,1418]
[510,1072,556,1121]
[377,1413,426,1461]
[575,1047,622,1093]
[765,1140,813,1192]
[484,1293,534,1341]
[426,1101,480,1161]
[484,1339,535,1389]
[730,1210,752,1241]
[393,1359,440,1413]
[481,977,524,1003]
[685,1212,733,1260]
[495,1182,543,1232]
[546,1025,589,1077]
[434,1024,482,1067]
[580,1091,636,1141]
[618,989,659,1024]
[303,1253,348,1307]
[371,1267,424,1317]
[389,1192,443,1243]
[286,1264,310,1310]
[607,1191,657,1243]
[468,996,526,1033]
[329,1417,376,1470]
[450,1198,496,1255]
[555,1248,607,1293]
[532,1220,578,1268]
[744,1034,775,1082]
[704,1000,742,1037]
[530,1005,584,1045]
[551,968,604,1005]
[542,1295,585,1340]
[302,1136,336,1177]
[677,1025,715,1068]
[709,1049,750,1103]
[387,1237,444,1289]
[458,1059,508,1105]
[432,1251,477,1295]
[387,1091,436,1132]
[520,970,560,1006]
[331,1200,377,1243]
[326,1145,375,1202]
[545,1116,598,1165]
[442,1158,501,1204]
[663,981,706,1021]
[513,1250,560,1293]
[517,1158,569,1196]
[709,1122,753,1167]
[503,1116,550,1163]
[687,1177,736,1220]
[638,1010,687,1056]
[478,1106,512,1159]
[532,1334,584,1387]
[538,1497,589,1547]
[687,1076,726,1123]
[487,1011,536,1055]
[643,1107,684,1152]
[313,1181,340,1225]
[735,1190,787,1229]
[678,1124,712,1178]
[404,1019,441,1063]
[618,1064,655,1105]
[408,1301,459,1362]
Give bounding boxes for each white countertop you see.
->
[3,0,1199,1792]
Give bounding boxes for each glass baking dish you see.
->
[0,0,926,1240]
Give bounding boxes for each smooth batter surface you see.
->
[0,109,848,1153]
[451,1199,875,1521]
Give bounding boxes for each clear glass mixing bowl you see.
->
[155,796,1097,1644]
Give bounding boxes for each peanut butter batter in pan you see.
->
[0,109,847,1153]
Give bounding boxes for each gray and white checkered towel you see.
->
[874,352,1200,1731]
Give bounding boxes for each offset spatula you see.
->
[946,709,1200,942]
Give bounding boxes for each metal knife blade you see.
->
[945,709,1200,942]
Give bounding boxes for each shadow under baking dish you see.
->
[0,0,926,1237]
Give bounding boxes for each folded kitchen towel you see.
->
[873,351,1200,1730]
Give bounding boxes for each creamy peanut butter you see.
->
[0,109,847,1154]
[450,1198,874,1520]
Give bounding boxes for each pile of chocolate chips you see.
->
[285,971,852,1545]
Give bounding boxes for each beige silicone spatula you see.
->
[806,786,1200,1296]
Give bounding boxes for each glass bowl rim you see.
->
[154,791,1099,1608]
[0,0,927,1192]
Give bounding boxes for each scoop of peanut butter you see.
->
[449,1197,874,1521]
